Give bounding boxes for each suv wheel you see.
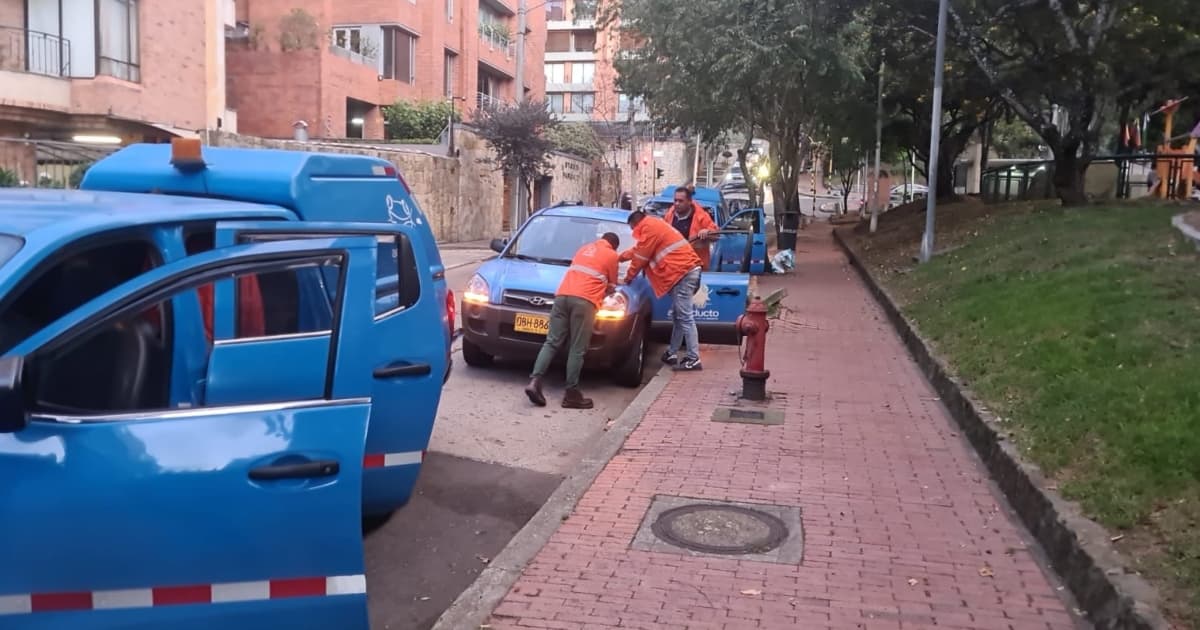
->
[462,337,494,367]
[613,323,646,388]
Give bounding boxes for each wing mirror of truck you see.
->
[0,356,28,433]
[489,238,508,253]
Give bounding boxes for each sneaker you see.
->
[674,358,703,371]
[661,351,678,365]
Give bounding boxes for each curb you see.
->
[1171,212,1200,251]
[445,255,496,272]
[431,365,674,630]
[832,228,1169,630]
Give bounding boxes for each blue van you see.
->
[643,185,769,275]
[0,142,453,504]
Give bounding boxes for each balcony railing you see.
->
[477,92,505,110]
[478,25,513,56]
[0,26,71,77]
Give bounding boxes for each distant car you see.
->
[889,183,928,207]
[460,205,752,387]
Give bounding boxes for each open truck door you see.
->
[0,237,379,630]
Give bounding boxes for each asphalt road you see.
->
[362,252,662,629]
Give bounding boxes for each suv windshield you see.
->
[507,215,634,266]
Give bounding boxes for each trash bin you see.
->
[776,209,800,251]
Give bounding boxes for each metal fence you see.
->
[0,25,71,77]
[0,139,117,189]
[979,153,1189,203]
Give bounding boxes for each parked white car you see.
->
[889,183,928,208]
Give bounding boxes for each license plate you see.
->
[513,312,550,336]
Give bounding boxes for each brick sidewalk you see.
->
[484,225,1080,630]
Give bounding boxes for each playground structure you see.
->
[1148,98,1199,200]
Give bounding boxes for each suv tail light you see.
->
[445,288,456,342]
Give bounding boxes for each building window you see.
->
[618,93,644,113]
[570,93,594,114]
[97,0,140,82]
[333,27,364,54]
[572,30,595,52]
[546,32,569,53]
[570,62,594,84]
[547,94,565,113]
[382,27,416,83]
[544,63,565,84]
[546,0,565,21]
[444,51,457,97]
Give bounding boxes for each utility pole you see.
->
[870,59,885,233]
[692,132,702,183]
[628,109,637,203]
[514,0,526,101]
[920,0,949,263]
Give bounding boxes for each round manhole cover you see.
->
[650,504,788,555]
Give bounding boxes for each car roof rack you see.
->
[550,200,585,208]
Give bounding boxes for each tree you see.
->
[608,0,868,224]
[863,0,1002,200]
[474,99,559,219]
[382,100,459,141]
[947,0,1195,204]
[547,123,605,160]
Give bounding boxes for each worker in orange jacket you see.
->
[620,211,704,371]
[662,186,719,270]
[525,232,621,409]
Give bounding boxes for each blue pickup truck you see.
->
[0,141,452,629]
[460,203,751,387]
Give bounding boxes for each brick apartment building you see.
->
[542,0,695,200]
[226,0,546,141]
[0,0,235,142]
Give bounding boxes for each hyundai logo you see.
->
[527,296,550,306]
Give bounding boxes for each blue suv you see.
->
[460,204,751,387]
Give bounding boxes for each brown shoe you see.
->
[524,377,546,407]
[561,388,594,409]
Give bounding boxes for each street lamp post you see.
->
[920,0,949,263]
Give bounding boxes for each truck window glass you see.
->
[0,237,158,354]
[376,234,420,318]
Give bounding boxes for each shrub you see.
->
[383,100,460,141]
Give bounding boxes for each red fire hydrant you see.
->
[736,297,771,401]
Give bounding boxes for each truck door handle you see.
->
[249,460,340,481]
[715,288,741,296]
[374,361,433,378]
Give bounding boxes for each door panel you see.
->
[0,238,381,629]
[214,221,447,515]
[650,270,748,346]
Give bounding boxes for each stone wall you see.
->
[206,126,607,243]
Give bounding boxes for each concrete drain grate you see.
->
[711,406,784,425]
[631,495,804,564]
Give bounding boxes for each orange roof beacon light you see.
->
[170,138,207,173]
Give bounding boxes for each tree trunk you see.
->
[1051,145,1089,206]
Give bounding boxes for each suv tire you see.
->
[613,322,646,388]
[462,337,494,367]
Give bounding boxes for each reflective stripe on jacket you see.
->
[619,215,703,298]
[556,239,619,308]
[663,201,718,271]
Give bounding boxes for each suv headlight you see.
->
[596,291,629,320]
[463,274,490,305]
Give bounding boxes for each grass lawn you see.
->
[844,199,1200,628]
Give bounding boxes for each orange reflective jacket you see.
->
[663,201,719,271]
[556,238,619,308]
[620,215,702,298]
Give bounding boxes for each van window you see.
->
[375,234,420,317]
[0,236,158,354]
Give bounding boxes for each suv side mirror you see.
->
[0,355,28,433]
[489,238,507,253]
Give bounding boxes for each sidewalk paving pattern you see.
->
[483,225,1080,629]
